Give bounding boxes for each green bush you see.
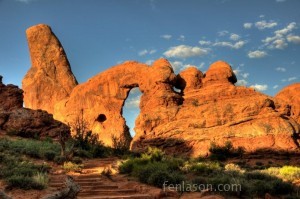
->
[0,151,50,190]
[141,147,165,162]
[54,156,67,165]
[63,162,83,172]
[132,162,169,183]
[0,137,60,161]
[7,175,42,190]
[209,141,245,161]
[190,161,222,175]
[147,170,173,187]
[264,166,300,181]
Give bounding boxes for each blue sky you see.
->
[0,0,299,136]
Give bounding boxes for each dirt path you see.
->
[48,158,167,199]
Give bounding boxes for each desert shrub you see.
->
[264,166,300,181]
[72,157,83,164]
[0,151,50,190]
[190,161,222,175]
[164,157,185,171]
[245,171,276,181]
[66,110,109,160]
[209,141,245,161]
[132,161,169,183]
[141,147,165,162]
[7,175,44,190]
[32,172,48,189]
[63,161,83,172]
[54,156,67,165]
[119,149,184,188]
[225,163,245,173]
[147,170,184,187]
[0,137,60,161]
[44,151,56,161]
[111,127,131,157]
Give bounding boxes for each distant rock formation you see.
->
[22,24,300,156]
[275,83,300,124]
[22,24,78,114]
[0,76,70,138]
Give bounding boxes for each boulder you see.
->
[0,77,70,139]
[22,24,78,114]
[275,83,300,124]
[0,75,23,111]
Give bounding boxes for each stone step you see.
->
[48,183,65,188]
[78,189,137,196]
[77,194,153,199]
[72,174,101,178]
[79,185,119,189]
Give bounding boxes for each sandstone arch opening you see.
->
[96,114,107,123]
[122,87,142,138]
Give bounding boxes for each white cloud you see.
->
[250,84,268,91]
[248,50,267,58]
[149,49,156,54]
[199,62,205,69]
[274,22,296,36]
[130,87,141,94]
[161,34,172,40]
[170,61,183,72]
[213,40,246,49]
[15,0,35,3]
[262,22,297,49]
[218,30,229,36]
[230,33,240,41]
[282,77,297,82]
[178,35,185,41]
[287,34,300,44]
[241,73,249,78]
[138,49,148,56]
[236,79,248,86]
[124,95,141,108]
[259,15,265,18]
[273,85,279,89]
[138,49,156,56]
[255,20,277,30]
[164,45,209,59]
[243,23,253,29]
[145,59,154,65]
[170,61,205,73]
[288,77,297,81]
[273,39,288,49]
[276,0,286,2]
[199,40,212,45]
[276,67,286,72]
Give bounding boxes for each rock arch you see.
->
[22,24,300,156]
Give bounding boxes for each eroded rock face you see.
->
[21,24,300,155]
[54,59,182,146]
[0,77,70,139]
[0,75,23,111]
[275,83,300,124]
[131,61,300,156]
[22,24,78,114]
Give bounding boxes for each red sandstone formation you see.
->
[131,61,300,156]
[21,24,300,156]
[275,83,300,124]
[0,76,70,138]
[22,24,78,114]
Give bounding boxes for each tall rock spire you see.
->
[22,24,78,114]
